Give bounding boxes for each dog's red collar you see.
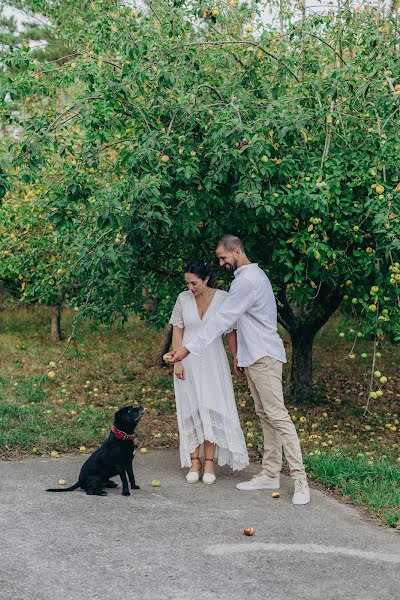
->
[111,425,134,441]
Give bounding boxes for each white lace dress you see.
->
[169,289,249,471]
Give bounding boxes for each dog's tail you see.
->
[46,481,80,492]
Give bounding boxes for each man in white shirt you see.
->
[170,235,310,505]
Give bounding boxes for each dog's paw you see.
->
[131,484,140,490]
[103,480,118,488]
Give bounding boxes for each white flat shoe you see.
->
[186,471,200,483]
[203,457,216,485]
[186,456,202,484]
[202,472,216,485]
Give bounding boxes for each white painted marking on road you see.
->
[204,542,400,564]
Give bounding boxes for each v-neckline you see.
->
[192,289,218,322]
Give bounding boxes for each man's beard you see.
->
[225,258,238,271]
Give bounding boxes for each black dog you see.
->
[46,406,144,496]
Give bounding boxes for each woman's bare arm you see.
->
[226,330,244,376]
[172,325,185,379]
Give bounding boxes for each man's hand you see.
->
[233,357,245,376]
[169,346,190,363]
[174,362,185,380]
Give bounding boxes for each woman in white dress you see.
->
[169,259,249,484]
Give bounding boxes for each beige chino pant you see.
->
[244,356,306,480]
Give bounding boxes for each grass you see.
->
[305,452,400,528]
[0,305,399,528]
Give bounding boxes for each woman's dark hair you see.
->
[184,259,214,287]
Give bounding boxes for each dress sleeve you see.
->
[169,294,184,328]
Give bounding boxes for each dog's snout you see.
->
[129,406,144,419]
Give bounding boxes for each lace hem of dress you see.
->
[179,407,249,471]
[169,319,184,328]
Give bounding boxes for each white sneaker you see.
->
[236,472,280,491]
[292,477,310,505]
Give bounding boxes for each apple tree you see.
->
[5,0,400,402]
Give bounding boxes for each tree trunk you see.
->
[277,284,344,405]
[289,331,314,404]
[159,325,173,366]
[51,300,62,342]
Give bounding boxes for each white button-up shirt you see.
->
[185,263,286,367]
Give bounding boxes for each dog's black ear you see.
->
[114,406,131,428]
[114,408,124,428]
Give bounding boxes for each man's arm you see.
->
[169,278,255,363]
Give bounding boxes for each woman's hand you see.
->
[174,361,185,380]
[169,346,189,363]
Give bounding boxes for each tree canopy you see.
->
[1,0,399,401]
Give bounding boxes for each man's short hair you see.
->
[217,235,244,252]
